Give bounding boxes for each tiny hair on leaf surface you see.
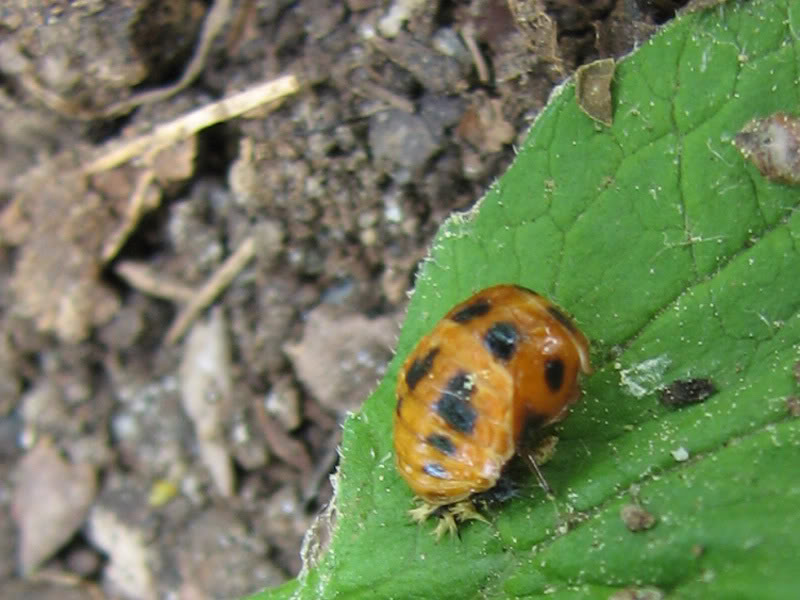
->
[249,2,800,598]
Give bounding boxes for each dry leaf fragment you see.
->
[620,503,657,532]
[733,112,800,185]
[575,58,616,126]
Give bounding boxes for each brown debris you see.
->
[254,400,313,476]
[620,503,657,532]
[0,331,22,415]
[734,112,800,185]
[595,1,658,57]
[507,0,562,70]
[787,396,800,418]
[659,377,717,409]
[265,376,304,432]
[457,91,516,153]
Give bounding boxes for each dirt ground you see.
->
[0,1,689,598]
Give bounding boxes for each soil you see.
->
[0,1,690,598]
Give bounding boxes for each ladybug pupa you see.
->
[393,285,591,537]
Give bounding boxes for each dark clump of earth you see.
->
[0,0,690,597]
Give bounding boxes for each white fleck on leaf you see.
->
[618,355,672,398]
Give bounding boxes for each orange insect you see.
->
[393,284,591,535]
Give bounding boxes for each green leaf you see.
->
[253,2,800,598]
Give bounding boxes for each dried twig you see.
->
[29,569,105,600]
[225,0,258,55]
[165,236,256,344]
[460,23,490,84]
[101,169,158,262]
[92,74,298,268]
[114,261,196,303]
[254,400,313,475]
[21,0,233,120]
[351,79,415,113]
[83,75,300,174]
[96,0,233,119]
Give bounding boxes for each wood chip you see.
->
[254,400,313,476]
[166,237,256,344]
[83,75,300,175]
[114,261,195,304]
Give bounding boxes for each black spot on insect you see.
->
[423,462,449,479]
[395,393,404,415]
[484,322,519,361]
[405,347,439,391]
[435,372,477,434]
[547,306,579,334]
[451,299,491,323]
[544,358,565,392]
[659,378,716,409]
[426,433,456,456]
